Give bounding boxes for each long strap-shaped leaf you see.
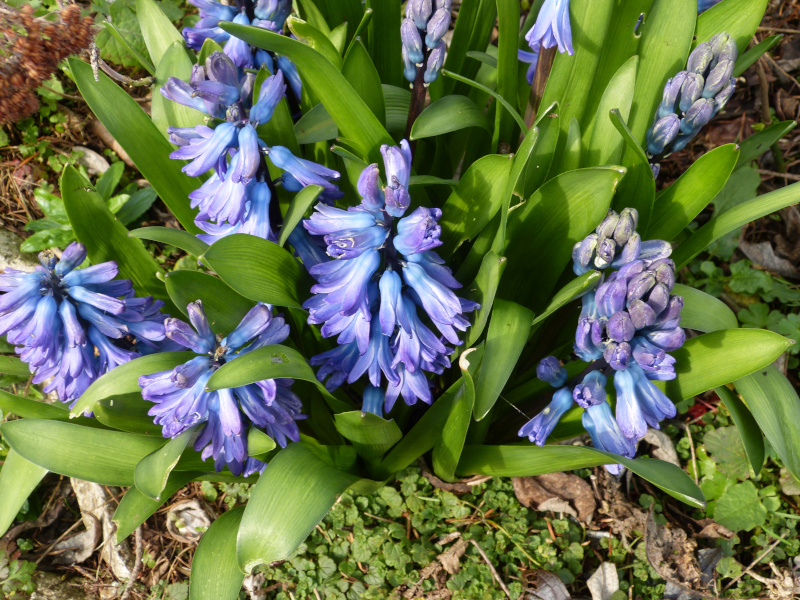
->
[69,58,202,232]
[0,449,48,537]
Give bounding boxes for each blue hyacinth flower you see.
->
[613,363,676,443]
[139,301,304,476]
[518,387,574,446]
[524,0,573,55]
[301,140,477,412]
[0,242,168,407]
[582,401,636,475]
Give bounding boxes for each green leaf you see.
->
[694,0,768,55]
[715,386,765,476]
[99,20,156,74]
[502,166,626,310]
[0,450,47,538]
[648,144,739,241]
[254,67,301,155]
[531,271,602,327]
[19,228,76,253]
[440,70,526,132]
[609,111,656,231]
[69,352,196,417]
[704,426,751,480]
[296,0,332,34]
[672,181,800,268]
[665,329,793,401]
[342,39,385,123]
[334,412,402,459]
[129,226,209,257]
[0,356,30,378]
[383,84,410,132]
[735,34,782,77]
[561,119,582,173]
[61,166,176,312]
[220,21,393,163]
[735,120,797,168]
[473,300,533,420]
[1,419,165,486]
[626,0,696,146]
[201,234,311,308]
[96,161,125,201]
[151,42,205,139]
[378,381,461,476]
[735,366,800,482]
[94,393,163,436]
[365,0,401,85]
[410,95,491,140]
[206,345,351,413]
[236,443,382,572]
[136,0,185,66]
[713,481,766,532]
[134,428,194,500]
[247,428,276,456]
[116,187,159,226]
[438,154,513,256]
[198,37,225,66]
[294,104,338,144]
[113,471,199,542]
[69,58,202,233]
[585,56,638,167]
[165,270,254,336]
[673,283,737,332]
[0,390,79,422]
[458,445,705,508]
[286,16,342,68]
[190,507,245,600]
[279,185,323,247]
[495,125,539,249]
[434,352,477,482]
[464,252,505,347]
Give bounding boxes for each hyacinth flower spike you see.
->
[0,242,168,407]
[401,0,450,84]
[140,301,304,477]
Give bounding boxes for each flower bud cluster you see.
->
[401,0,451,84]
[140,301,304,477]
[646,32,737,157]
[0,243,170,408]
[302,141,477,414]
[519,209,685,473]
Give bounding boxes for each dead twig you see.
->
[119,526,143,600]
[469,539,511,599]
[721,534,786,592]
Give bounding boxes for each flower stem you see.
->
[404,65,427,144]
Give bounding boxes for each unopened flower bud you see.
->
[572,233,598,275]
[425,8,450,49]
[703,59,734,97]
[537,356,568,388]
[686,42,713,75]
[613,208,638,245]
[646,326,686,352]
[714,79,735,113]
[424,40,446,84]
[628,298,657,329]
[679,72,704,113]
[649,258,676,290]
[611,233,641,268]
[595,274,628,317]
[680,98,714,135]
[604,341,632,370]
[406,0,432,30]
[608,311,636,342]
[401,18,425,64]
[646,114,680,155]
[596,210,620,239]
[646,283,670,315]
[638,240,672,261]
[657,72,688,118]
[626,271,656,303]
[595,237,616,269]
[709,32,736,64]
[573,371,607,409]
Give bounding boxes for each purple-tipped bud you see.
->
[424,40,446,84]
[710,32,737,64]
[714,79,736,113]
[435,0,451,10]
[646,114,680,155]
[595,237,616,269]
[613,208,638,245]
[205,51,239,88]
[679,72,704,113]
[384,185,411,218]
[402,45,418,83]
[572,233,598,275]
[596,210,620,239]
[250,70,286,124]
[646,283,670,316]
[628,299,657,330]
[575,318,603,361]
[657,72,688,119]
[604,341,632,370]
[680,98,714,135]
[626,271,655,303]
[394,207,443,255]
[632,339,676,381]
[401,18,425,64]
[425,8,450,49]
[357,164,384,210]
[406,0,432,30]
[646,326,685,352]
[638,240,672,261]
[611,233,641,268]
[595,274,628,317]
[686,43,713,74]
[649,258,676,290]
[573,370,607,409]
[536,356,568,388]
[583,402,636,468]
[656,295,684,325]
[607,311,635,343]
[55,242,87,276]
[703,59,734,98]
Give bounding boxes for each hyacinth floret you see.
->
[302,140,477,414]
[162,51,342,242]
[518,0,573,84]
[519,209,684,472]
[401,0,450,84]
[0,242,168,407]
[646,32,737,158]
[139,300,304,477]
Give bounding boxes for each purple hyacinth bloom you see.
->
[182,0,237,50]
[0,242,168,407]
[582,401,636,474]
[140,301,304,476]
[698,0,723,13]
[302,140,476,412]
[518,387,574,446]
[268,146,344,203]
[196,181,277,244]
[362,384,386,417]
[518,49,539,85]
[254,0,292,29]
[573,370,607,409]
[171,121,238,177]
[224,13,254,68]
[613,363,676,442]
[536,356,568,388]
[524,0,573,55]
